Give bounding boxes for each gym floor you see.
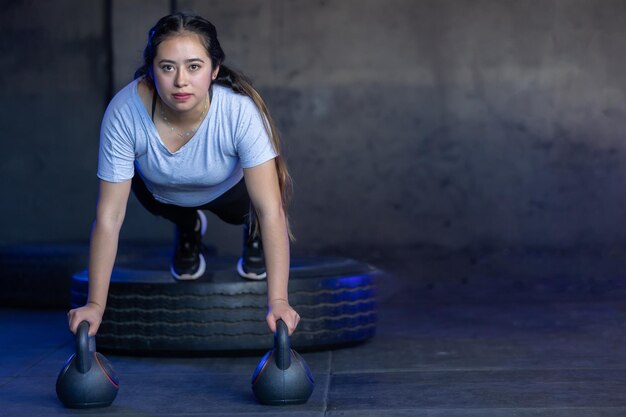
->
[2,247,626,416]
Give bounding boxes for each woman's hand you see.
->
[67,302,105,337]
[266,299,300,335]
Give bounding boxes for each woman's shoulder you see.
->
[102,79,146,132]
[214,84,255,108]
[134,78,154,112]
[213,85,260,126]
[106,78,144,114]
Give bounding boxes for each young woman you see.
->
[67,12,300,336]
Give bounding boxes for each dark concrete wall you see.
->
[0,0,108,243]
[2,1,625,256]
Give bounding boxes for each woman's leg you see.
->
[131,174,199,231]
[132,174,265,280]
[201,178,250,225]
[200,179,266,280]
[131,174,206,280]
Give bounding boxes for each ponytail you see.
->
[216,65,294,240]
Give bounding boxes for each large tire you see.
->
[71,256,379,352]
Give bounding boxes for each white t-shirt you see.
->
[97,79,277,207]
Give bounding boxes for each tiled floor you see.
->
[2,249,626,416]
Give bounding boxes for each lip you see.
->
[172,93,192,101]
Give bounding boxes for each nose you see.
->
[174,69,188,87]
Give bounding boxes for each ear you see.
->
[212,65,220,80]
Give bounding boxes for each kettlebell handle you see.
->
[274,319,291,370]
[76,321,92,374]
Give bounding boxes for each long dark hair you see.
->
[135,13,292,238]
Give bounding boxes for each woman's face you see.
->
[152,33,219,115]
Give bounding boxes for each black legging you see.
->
[131,173,251,232]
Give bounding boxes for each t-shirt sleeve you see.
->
[234,97,278,168]
[97,102,135,182]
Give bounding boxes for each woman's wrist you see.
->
[268,298,289,304]
[87,300,105,311]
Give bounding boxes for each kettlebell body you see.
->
[252,320,314,405]
[56,321,119,408]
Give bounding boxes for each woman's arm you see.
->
[67,179,132,336]
[243,159,300,335]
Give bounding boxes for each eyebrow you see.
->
[158,58,206,64]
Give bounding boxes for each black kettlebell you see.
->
[251,319,314,405]
[56,321,119,408]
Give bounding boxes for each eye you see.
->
[189,64,201,71]
[161,64,174,72]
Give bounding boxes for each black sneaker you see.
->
[237,224,267,280]
[171,210,207,281]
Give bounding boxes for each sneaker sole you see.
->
[197,210,208,236]
[171,254,206,281]
[236,258,267,280]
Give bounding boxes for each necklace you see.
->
[160,95,208,139]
